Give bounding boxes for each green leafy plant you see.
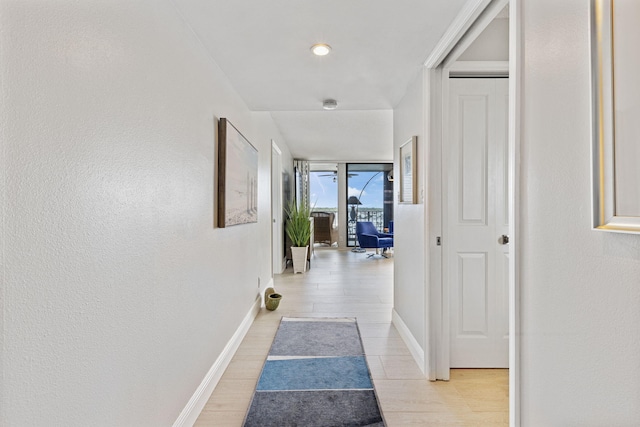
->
[285,200,311,247]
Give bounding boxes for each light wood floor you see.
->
[195,248,508,426]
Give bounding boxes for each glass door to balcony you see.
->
[309,163,338,247]
[346,163,394,247]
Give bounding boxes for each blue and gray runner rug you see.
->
[243,317,385,427]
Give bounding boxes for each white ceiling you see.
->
[173,0,470,161]
[270,110,393,161]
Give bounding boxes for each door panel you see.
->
[458,252,488,336]
[449,78,509,368]
[459,95,489,224]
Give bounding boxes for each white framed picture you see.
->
[399,136,417,204]
[591,0,640,233]
[217,118,259,228]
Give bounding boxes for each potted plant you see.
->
[264,287,282,311]
[285,200,311,273]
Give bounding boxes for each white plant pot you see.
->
[291,246,308,274]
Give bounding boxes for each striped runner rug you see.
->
[243,317,385,426]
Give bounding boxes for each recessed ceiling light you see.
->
[323,99,338,110]
[311,43,331,56]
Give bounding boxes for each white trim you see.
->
[442,0,510,69]
[392,309,425,375]
[271,140,282,155]
[172,298,261,427]
[423,0,492,68]
[438,70,452,381]
[425,67,444,382]
[508,1,522,425]
[448,61,509,77]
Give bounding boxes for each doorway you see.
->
[309,163,339,248]
[446,77,509,368]
[427,2,512,376]
[271,142,284,274]
[423,1,519,424]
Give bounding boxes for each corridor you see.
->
[195,249,508,426]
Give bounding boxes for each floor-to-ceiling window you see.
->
[346,163,394,247]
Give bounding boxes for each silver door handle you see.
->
[498,235,509,245]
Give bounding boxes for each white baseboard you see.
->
[173,298,261,427]
[392,309,426,375]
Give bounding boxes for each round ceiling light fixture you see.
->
[322,99,338,110]
[311,43,331,56]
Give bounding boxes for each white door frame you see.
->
[271,141,284,275]
[441,67,509,373]
[423,0,521,425]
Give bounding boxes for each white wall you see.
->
[520,0,640,424]
[393,70,427,351]
[457,17,509,62]
[0,1,291,425]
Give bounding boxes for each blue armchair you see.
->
[356,221,394,258]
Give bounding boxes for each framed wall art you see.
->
[399,136,417,204]
[591,0,640,233]
[217,118,259,228]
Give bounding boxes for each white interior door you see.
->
[271,142,284,275]
[447,78,509,368]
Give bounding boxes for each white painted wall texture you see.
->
[0,1,290,425]
[520,0,640,424]
[393,70,426,350]
[458,17,509,62]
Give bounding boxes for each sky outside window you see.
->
[309,171,385,209]
[309,172,337,209]
[348,172,384,207]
